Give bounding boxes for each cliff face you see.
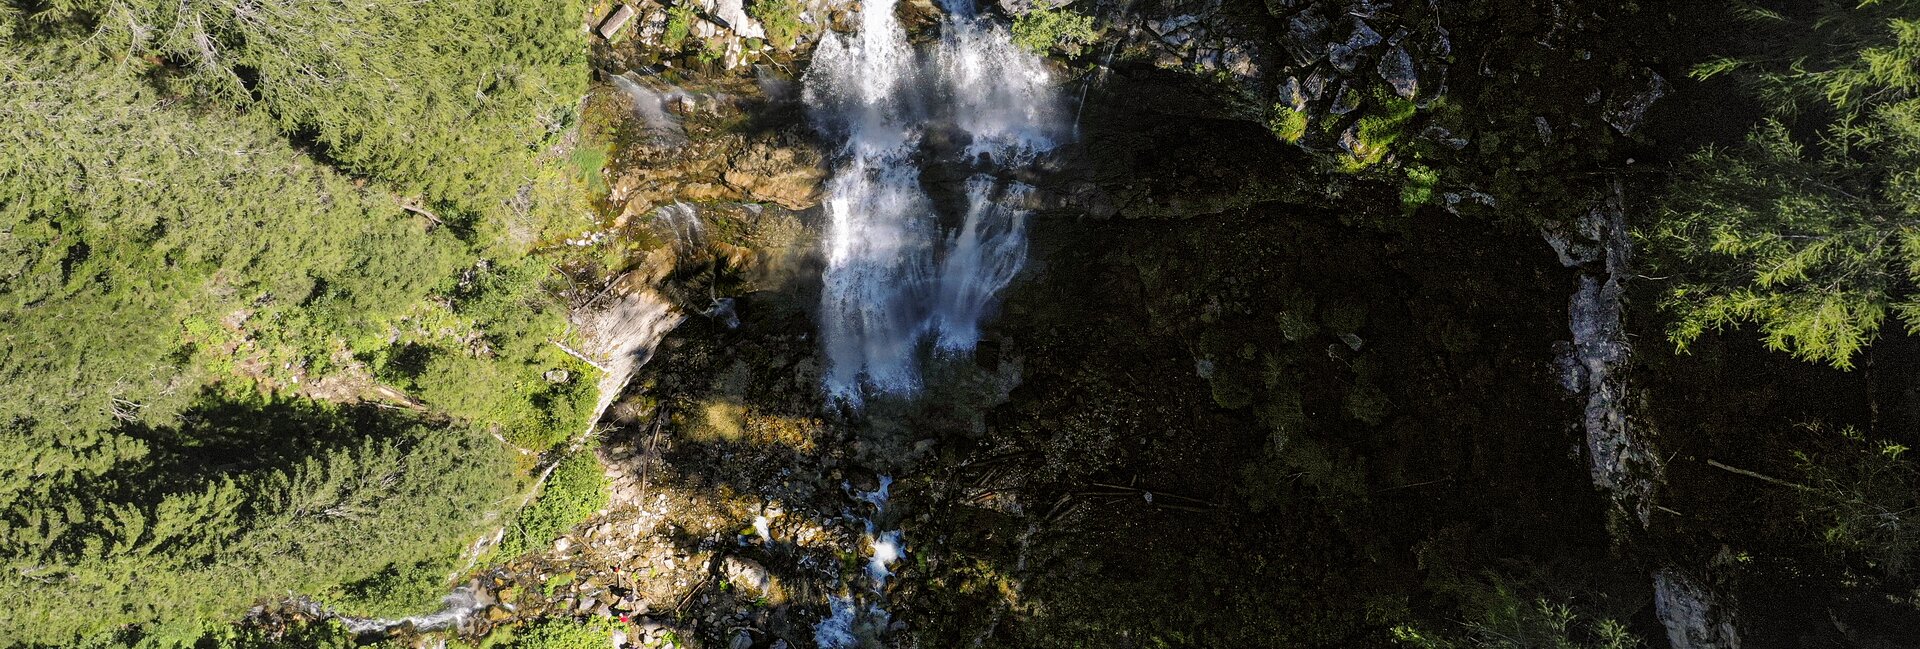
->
[555,1,1918,647]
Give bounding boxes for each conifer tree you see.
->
[1649,0,1920,368]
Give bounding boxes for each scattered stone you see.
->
[545,368,571,383]
[1654,568,1740,649]
[1327,20,1382,72]
[599,4,636,40]
[730,630,754,649]
[721,556,773,596]
[1286,12,1331,65]
[1377,42,1418,98]
[1279,76,1307,112]
[1329,83,1360,116]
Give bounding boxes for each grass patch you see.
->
[1341,88,1419,171]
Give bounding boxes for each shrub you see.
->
[496,447,610,558]
[664,4,698,51]
[509,618,616,649]
[1011,6,1097,56]
[747,0,806,50]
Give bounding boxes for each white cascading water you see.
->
[805,0,1065,405]
[803,0,1067,644]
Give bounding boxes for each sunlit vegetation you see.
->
[1649,1,1920,369]
[0,0,601,642]
[495,446,611,559]
[748,0,807,50]
[1011,6,1098,56]
[0,396,517,645]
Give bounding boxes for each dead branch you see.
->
[552,340,613,373]
[1706,458,1815,493]
[397,197,445,226]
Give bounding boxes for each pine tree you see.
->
[1648,0,1920,368]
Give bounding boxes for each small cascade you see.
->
[929,179,1036,351]
[651,201,706,254]
[611,73,694,144]
[814,477,904,648]
[280,587,491,637]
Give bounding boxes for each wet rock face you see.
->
[1655,569,1741,649]
[1544,183,1664,524]
[602,76,827,217]
[723,139,828,210]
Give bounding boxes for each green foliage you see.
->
[1270,104,1310,143]
[0,43,592,444]
[1794,425,1920,575]
[664,4,698,51]
[496,446,609,558]
[1401,164,1440,212]
[12,0,590,218]
[189,620,360,649]
[0,397,518,645]
[1650,121,1918,369]
[1649,0,1920,368]
[1392,597,1638,649]
[1396,569,1640,649]
[507,618,614,649]
[747,0,806,50]
[0,0,596,640]
[334,556,461,619]
[1010,6,1098,56]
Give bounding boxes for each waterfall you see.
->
[804,0,1066,405]
[801,1,1067,642]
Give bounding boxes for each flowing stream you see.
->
[801,0,1068,644]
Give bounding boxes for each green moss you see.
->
[1270,104,1310,143]
[1400,163,1439,212]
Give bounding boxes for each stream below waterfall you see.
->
[800,0,1069,643]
